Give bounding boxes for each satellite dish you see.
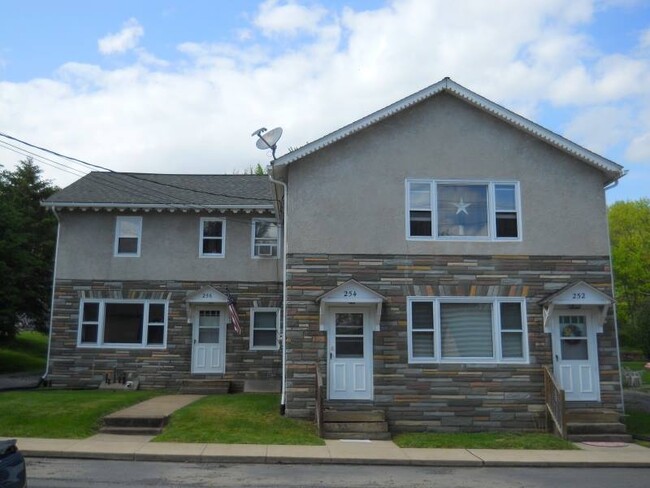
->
[252,126,283,160]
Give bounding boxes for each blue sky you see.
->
[1,0,649,202]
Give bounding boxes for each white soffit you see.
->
[273,78,624,183]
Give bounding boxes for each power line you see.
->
[0,140,89,178]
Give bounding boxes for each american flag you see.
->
[226,291,242,335]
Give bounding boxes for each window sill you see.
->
[77,344,167,350]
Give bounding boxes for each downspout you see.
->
[268,166,288,415]
[41,206,60,385]
[604,180,625,413]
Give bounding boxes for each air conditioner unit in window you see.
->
[257,245,275,256]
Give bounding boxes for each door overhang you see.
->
[186,286,228,323]
[540,281,614,333]
[316,279,385,331]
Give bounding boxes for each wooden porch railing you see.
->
[315,362,324,437]
[543,365,567,439]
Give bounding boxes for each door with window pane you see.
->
[327,308,373,400]
[192,308,225,374]
[552,313,600,401]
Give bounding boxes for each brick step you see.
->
[324,421,388,433]
[99,426,163,436]
[323,410,385,423]
[568,433,633,443]
[323,431,392,440]
[567,422,627,435]
[179,380,230,395]
[566,409,621,424]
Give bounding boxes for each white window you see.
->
[252,219,279,258]
[406,180,521,240]
[249,308,279,350]
[114,216,142,256]
[78,300,168,348]
[407,297,527,363]
[200,218,225,257]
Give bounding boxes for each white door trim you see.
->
[191,306,226,374]
[551,309,600,402]
[327,306,374,401]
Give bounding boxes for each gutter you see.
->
[41,207,60,385]
[267,166,288,415]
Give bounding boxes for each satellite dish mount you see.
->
[252,127,283,160]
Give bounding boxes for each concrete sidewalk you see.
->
[8,435,650,467]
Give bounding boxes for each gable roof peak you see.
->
[273,77,624,184]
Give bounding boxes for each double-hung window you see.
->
[252,219,279,258]
[200,218,225,257]
[249,308,279,350]
[407,297,527,363]
[114,216,142,256]
[78,300,168,348]
[406,180,521,240]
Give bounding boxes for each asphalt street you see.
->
[25,458,650,488]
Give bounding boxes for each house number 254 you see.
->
[572,292,586,299]
[343,290,357,297]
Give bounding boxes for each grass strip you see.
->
[393,432,577,450]
[155,393,324,445]
[625,410,650,437]
[0,390,160,438]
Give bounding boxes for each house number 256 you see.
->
[343,290,357,297]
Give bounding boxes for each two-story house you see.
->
[43,173,283,392]
[44,78,626,438]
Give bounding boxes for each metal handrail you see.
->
[543,365,567,439]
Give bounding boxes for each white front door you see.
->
[192,308,225,374]
[327,308,373,400]
[552,312,600,401]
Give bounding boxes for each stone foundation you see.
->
[48,280,282,389]
[284,254,623,432]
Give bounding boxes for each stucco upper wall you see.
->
[55,211,281,282]
[286,93,610,256]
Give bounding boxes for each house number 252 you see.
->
[343,290,357,297]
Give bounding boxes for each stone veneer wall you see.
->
[284,254,623,433]
[49,280,282,390]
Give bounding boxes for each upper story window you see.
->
[249,307,280,350]
[407,297,528,364]
[406,180,521,241]
[78,299,168,349]
[252,219,279,258]
[200,218,225,258]
[114,216,142,257]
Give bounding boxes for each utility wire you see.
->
[0,140,89,178]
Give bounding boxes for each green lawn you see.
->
[393,432,577,450]
[0,390,160,438]
[0,331,48,374]
[625,410,650,437]
[155,393,324,445]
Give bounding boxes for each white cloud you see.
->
[641,28,650,49]
[253,0,327,37]
[98,18,144,55]
[1,0,650,195]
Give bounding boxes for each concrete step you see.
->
[566,409,621,424]
[567,422,627,435]
[568,433,633,443]
[179,380,230,395]
[323,431,392,440]
[324,421,388,433]
[99,426,163,436]
[323,410,385,423]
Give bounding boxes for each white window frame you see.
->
[251,218,280,259]
[405,179,522,241]
[407,296,528,364]
[114,216,142,257]
[77,299,168,349]
[199,217,226,258]
[249,307,280,351]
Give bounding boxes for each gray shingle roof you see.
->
[44,172,274,208]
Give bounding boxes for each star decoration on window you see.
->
[452,197,471,215]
